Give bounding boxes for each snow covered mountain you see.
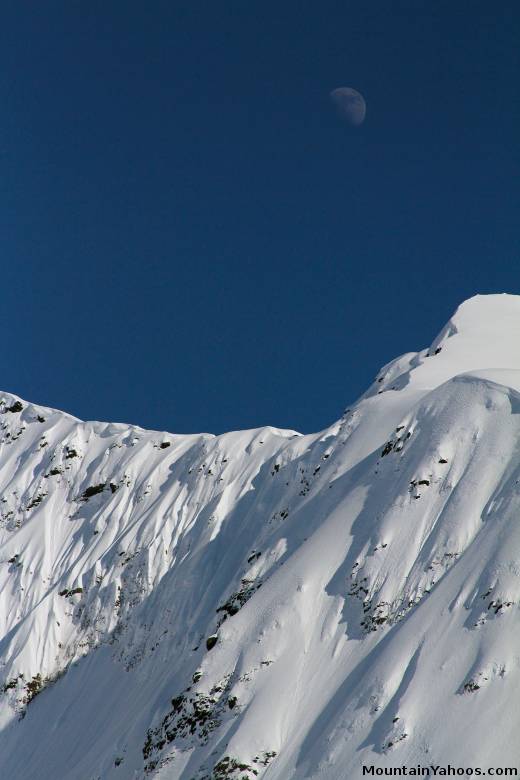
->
[1,293,520,779]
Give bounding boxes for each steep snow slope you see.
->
[1,294,520,779]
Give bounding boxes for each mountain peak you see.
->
[363,294,520,414]
[435,292,520,348]
[1,297,520,778]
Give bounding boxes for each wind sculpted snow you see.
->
[1,294,520,778]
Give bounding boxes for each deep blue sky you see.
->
[1,2,519,433]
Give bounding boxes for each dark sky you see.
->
[1,1,519,434]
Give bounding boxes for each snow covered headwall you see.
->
[1,294,520,779]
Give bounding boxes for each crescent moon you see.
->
[330,87,366,126]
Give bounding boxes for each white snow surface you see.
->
[0,293,520,778]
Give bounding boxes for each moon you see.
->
[330,87,366,126]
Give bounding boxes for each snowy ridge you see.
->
[1,294,520,778]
